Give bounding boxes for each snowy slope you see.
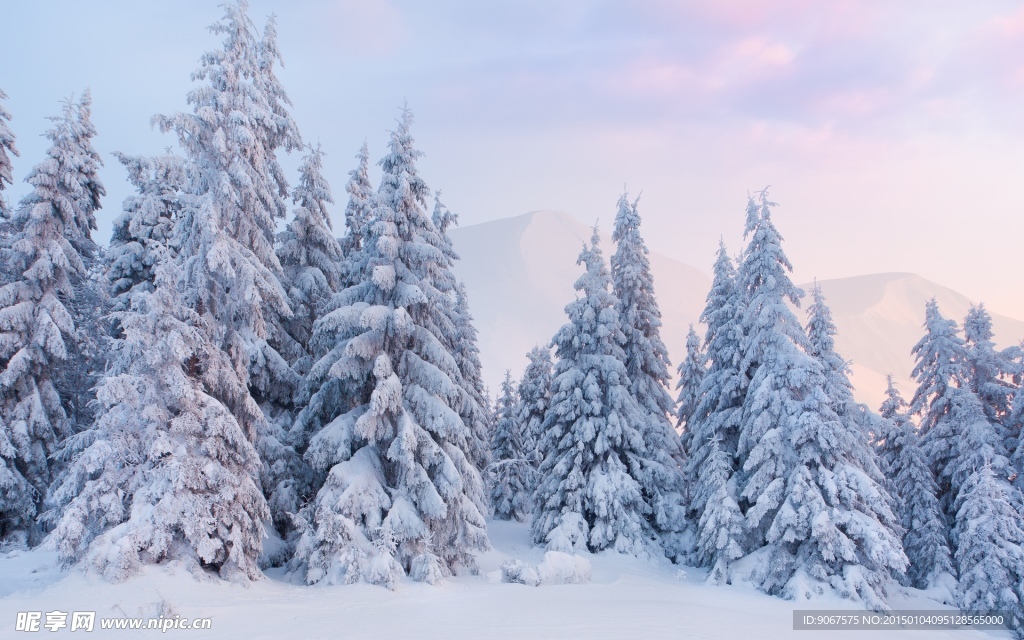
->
[0,522,1005,640]
[451,212,1024,409]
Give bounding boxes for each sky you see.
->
[2,0,1024,319]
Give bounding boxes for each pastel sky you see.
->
[3,1,1023,318]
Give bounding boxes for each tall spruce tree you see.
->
[735,192,905,607]
[516,345,552,473]
[290,109,488,588]
[49,259,269,580]
[338,141,373,266]
[105,152,188,311]
[877,377,953,589]
[153,1,305,541]
[952,464,1024,632]
[963,304,1016,453]
[154,0,303,413]
[0,96,102,541]
[0,89,18,221]
[676,325,705,454]
[489,371,532,521]
[277,144,344,367]
[610,192,688,558]
[684,240,747,575]
[910,300,971,517]
[532,228,655,557]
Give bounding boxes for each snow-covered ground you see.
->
[0,520,1007,640]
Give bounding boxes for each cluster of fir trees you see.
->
[0,1,492,588]
[490,189,1023,626]
[488,194,687,561]
[877,300,1024,629]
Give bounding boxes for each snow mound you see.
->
[537,551,591,585]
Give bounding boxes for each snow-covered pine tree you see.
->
[910,299,971,517]
[451,280,492,474]
[49,259,269,581]
[875,375,909,476]
[105,151,188,311]
[877,376,953,589]
[426,192,491,475]
[944,388,1009,513]
[952,464,1024,633]
[49,91,106,440]
[277,144,344,368]
[694,434,746,583]
[0,96,103,541]
[806,284,853,411]
[154,0,303,410]
[676,325,705,455]
[610,192,688,558]
[0,89,18,221]
[684,240,748,575]
[963,304,1016,447]
[489,371,532,521]
[735,191,905,607]
[911,299,967,437]
[1012,384,1024,489]
[290,109,488,588]
[338,141,373,277]
[154,1,305,544]
[532,227,655,557]
[516,345,552,473]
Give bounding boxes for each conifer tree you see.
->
[610,192,688,557]
[105,152,188,310]
[278,144,344,366]
[153,1,305,542]
[911,299,967,438]
[290,109,488,588]
[953,465,1024,632]
[49,260,269,580]
[50,90,107,439]
[451,280,492,474]
[963,304,1016,450]
[532,228,655,557]
[489,371,532,521]
[684,241,747,573]
[516,345,552,472]
[806,284,854,412]
[0,96,102,540]
[877,377,953,589]
[338,141,373,264]
[676,325,705,453]
[735,192,905,607]
[154,0,303,414]
[0,89,19,221]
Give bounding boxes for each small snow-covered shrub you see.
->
[500,559,539,586]
[537,551,591,585]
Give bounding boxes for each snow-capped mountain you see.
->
[451,210,1024,409]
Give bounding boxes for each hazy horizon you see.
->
[3,1,1023,317]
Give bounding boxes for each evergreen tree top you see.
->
[556,225,624,361]
[156,0,302,271]
[610,192,674,418]
[739,190,807,369]
[0,89,20,217]
[14,92,103,261]
[880,374,910,422]
[964,303,994,347]
[910,298,967,424]
[292,144,334,231]
[342,141,373,247]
